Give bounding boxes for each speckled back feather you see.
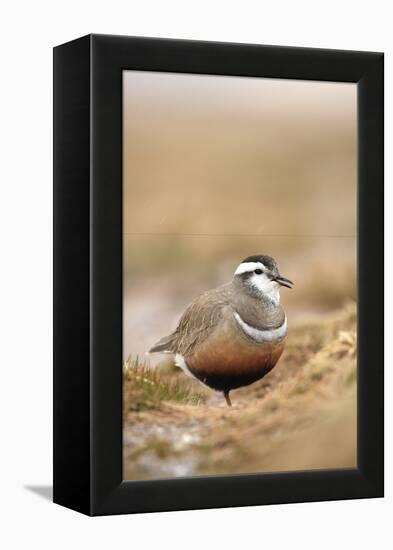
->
[149,283,232,356]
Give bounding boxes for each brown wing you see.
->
[148,283,232,356]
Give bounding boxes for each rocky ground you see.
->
[123,302,357,480]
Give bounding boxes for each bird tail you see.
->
[147,335,174,354]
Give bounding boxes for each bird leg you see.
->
[223,390,232,407]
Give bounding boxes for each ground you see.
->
[123,302,356,480]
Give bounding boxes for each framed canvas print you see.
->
[53,34,384,516]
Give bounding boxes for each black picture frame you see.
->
[53,34,384,516]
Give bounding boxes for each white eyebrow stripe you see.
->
[234,261,266,275]
[233,311,287,343]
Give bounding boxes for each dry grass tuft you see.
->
[123,356,207,413]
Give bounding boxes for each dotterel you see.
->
[148,255,293,406]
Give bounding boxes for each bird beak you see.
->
[275,275,294,289]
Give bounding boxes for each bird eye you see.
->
[254,269,262,275]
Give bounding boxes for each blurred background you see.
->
[123,71,356,359]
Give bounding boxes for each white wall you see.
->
[0,1,390,548]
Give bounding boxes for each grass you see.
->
[123,355,207,413]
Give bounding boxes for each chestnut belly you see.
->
[185,320,285,392]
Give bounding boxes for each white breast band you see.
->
[233,311,287,343]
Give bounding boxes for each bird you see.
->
[148,255,293,406]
